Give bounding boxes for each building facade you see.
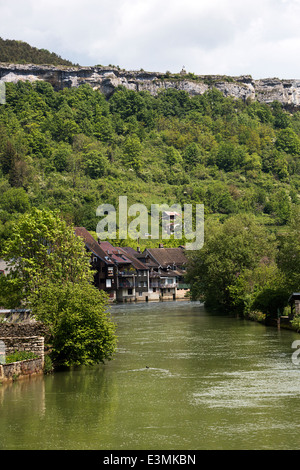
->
[75,228,190,302]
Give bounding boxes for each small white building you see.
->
[0,259,10,276]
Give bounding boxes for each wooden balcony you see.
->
[118,271,136,277]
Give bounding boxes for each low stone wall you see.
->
[0,335,45,360]
[0,322,46,382]
[0,357,44,382]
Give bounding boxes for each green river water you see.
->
[1,300,300,450]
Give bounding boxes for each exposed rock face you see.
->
[1,63,300,108]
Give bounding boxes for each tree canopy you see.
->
[0,208,117,367]
[0,38,74,65]
[1,80,300,318]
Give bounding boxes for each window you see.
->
[128,288,133,295]
[139,292,143,297]
[106,279,112,288]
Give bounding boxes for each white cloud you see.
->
[1,0,300,78]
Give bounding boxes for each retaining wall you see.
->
[0,322,46,382]
[0,335,45,360]
[0,357,44,382]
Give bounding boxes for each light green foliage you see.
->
[1,208,92,306]
[123,134,143,169]
[0,81,300,233]
[186,215,277,311]
[276,128,300,155]
[1,81,300,320]
[0,208,117,367]
[229,261,289,317]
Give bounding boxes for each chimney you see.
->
[97,237,101,245]
[137,246,141,253]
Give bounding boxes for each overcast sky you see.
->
[1,0,300,79]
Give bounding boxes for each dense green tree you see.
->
[0,207,117,367]
[276,128,300,155]
[123,134,143,169]
[0,80,300,258]
[0,187,30,213]
[186,215,277,311]
[215,142,246,171]
[83,150,108,179]
[277,209,300,291]
[29,280,117,367]
[228,261,288,317]
[1,208,92,306]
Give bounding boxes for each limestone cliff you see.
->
[1,63,300,109]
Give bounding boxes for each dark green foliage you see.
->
[31,281,117,367]
[186,215,277,311]
[0,37,74,65]
[0,80,300,270]
[0,208,117,367]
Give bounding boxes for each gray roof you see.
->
[142,247,188,268]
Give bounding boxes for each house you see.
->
[0,259,11,276]
[120,247,153,302]
[75,227,190,303]
[161,211,182,235]
[137,245,189,300]
[99,241,138,302]
[74,227,117,301]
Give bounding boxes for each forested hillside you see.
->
[0,38,74,65]
[1,79,300,316]
[0,81,299,238]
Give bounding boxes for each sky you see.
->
[1,0,300,79]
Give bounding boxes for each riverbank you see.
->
[247,310,299,332]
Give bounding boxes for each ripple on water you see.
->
[191,367,300,409]
[119,367,180,378]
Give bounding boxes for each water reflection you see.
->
[1,301,300,450]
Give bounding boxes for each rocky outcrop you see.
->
[1,63,300,108]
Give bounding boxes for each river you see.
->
[0,300,300,450]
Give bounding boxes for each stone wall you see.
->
[0,321,49,338]
[0,322,46,383]
[0,335,44,359]
[0,357,44,382]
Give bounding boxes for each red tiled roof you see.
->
[74,227,114,264]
